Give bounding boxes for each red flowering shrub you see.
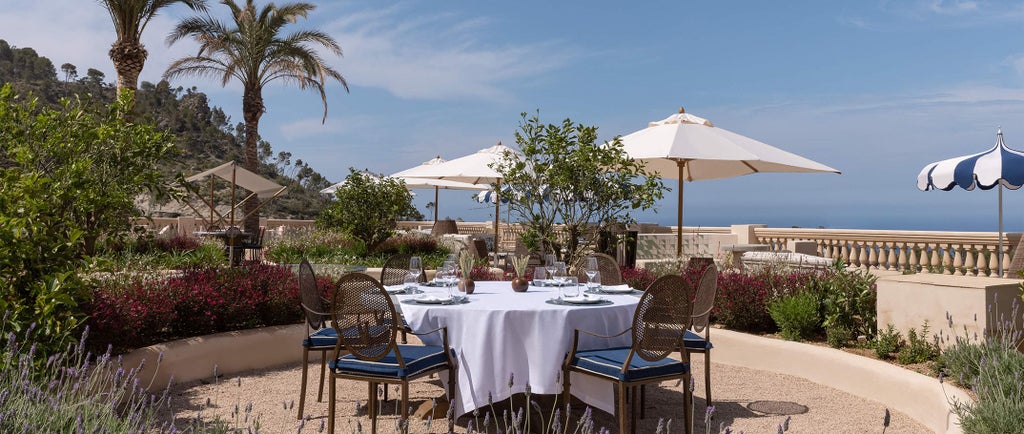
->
[468,263,502,281]
[621,266,656,290]
[86,263,338,353]
[713,265,822,332]
[155,234,202,253]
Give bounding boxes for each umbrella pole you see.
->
[434,186,439,222]
[230,165,237,228]
[494,180,501,267]
[999,184,1004,277]
[677,162,685,258]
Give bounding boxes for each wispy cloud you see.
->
[319,3,577,102]
[924,0,979,15]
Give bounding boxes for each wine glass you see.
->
[553,262,568,286]
[408,256,422,282]
[544,254,557,280]
[585,257,599,286]
[587,271,602,293]
[442,261,457,301]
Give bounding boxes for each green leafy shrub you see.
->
[0,85,176,358]
[874,324,902,359]
[316,169,422,250]
[896,321,938,364]
[263,228,364,264]
[768,291,820,341]
[826,324,852,348]
[810,261,878,341]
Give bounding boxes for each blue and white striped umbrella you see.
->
[917,129,1024,191]
[916,129,1023,276]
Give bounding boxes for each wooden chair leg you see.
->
[318,351,327,402]
[630,385,638,434]
[684,375,694,434]
[298,348,309,419]
[618,382,628,434]
[640,384,646,419]
[370,382,378,434]
[401,382,410,423]
[704,350,712,409]
[561,368,572,411]
[327,374,336,434]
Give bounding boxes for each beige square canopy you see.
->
[185,161,286,228]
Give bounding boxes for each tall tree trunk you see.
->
[108,39,146,104]
[241,87,265,234]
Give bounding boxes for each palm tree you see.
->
[100,0,208,98]
[164,0,348,233]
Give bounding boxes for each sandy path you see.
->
[157,353,932,433]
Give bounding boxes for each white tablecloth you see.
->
[396,281,640,416]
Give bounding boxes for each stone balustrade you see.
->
[134,217,1024,278]
[754,227,1021,277]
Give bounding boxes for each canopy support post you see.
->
[999,184,1004,277]
[676,161,685,258]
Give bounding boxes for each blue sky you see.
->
[6,0,1024,231]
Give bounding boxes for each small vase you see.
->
[511,276,529,292]
[458,278,475,294]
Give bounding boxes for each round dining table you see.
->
[394,280,641,417]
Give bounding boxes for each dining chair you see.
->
[562,274,694,434]
[589,252,624,285]
[241,226,266,262]
[683,264,718,409]
[326,272,457,434]
[296,259,335,419]
[380,253,424,344]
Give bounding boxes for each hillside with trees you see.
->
[0,38,331,219]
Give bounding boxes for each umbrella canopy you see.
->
[916,129,1023,276]
[397,143,521,259]
[389,156,489,221]
[619,108,841,256]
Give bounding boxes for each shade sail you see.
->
[186,161,285,199]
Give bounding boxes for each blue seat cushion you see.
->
[569,347,689,382]
[683,330,713,351]
[303,327,338,348]
[329,345,451,379]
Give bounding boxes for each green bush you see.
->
[0,85,176,358]
[874,324,902,359]
[896,321,938,364]
[768,291,820,341]
[263,228,364,264]
[810,261,878,341]
[316,169,422,250]
[826,324,852,348]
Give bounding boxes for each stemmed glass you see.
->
[560,276,579,301]
[585,257,599,290]
[442,260,457,301]
[544,254,557,280]
[409,256,422,281]
[553,262,568,286]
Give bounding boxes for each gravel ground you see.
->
[156,348,932,434]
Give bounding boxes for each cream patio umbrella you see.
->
[390,156,490,221]
[396,143,520,259]
[619,108,841,256]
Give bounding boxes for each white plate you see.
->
[415,295,453,304]
[599,285,634,294]
[561,295,605,304]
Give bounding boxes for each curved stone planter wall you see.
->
[713,328,970,434]
[125,323,970,433]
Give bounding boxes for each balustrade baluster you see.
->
[940,243,952,275]
[867,241,878,269]
[855,242,867,269]
[988,248,999,277]
[1001,244,1011,278]
[951,244,964,276]
[929,243,941,274]
[976,246,988,276]
[841,241,851,264]
[885,242,898,271]
[964,245,977,276]
[909,243,921,274]
[897,242,908,273]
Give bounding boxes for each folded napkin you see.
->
[599,284,633,293]
[384,285,407,294]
